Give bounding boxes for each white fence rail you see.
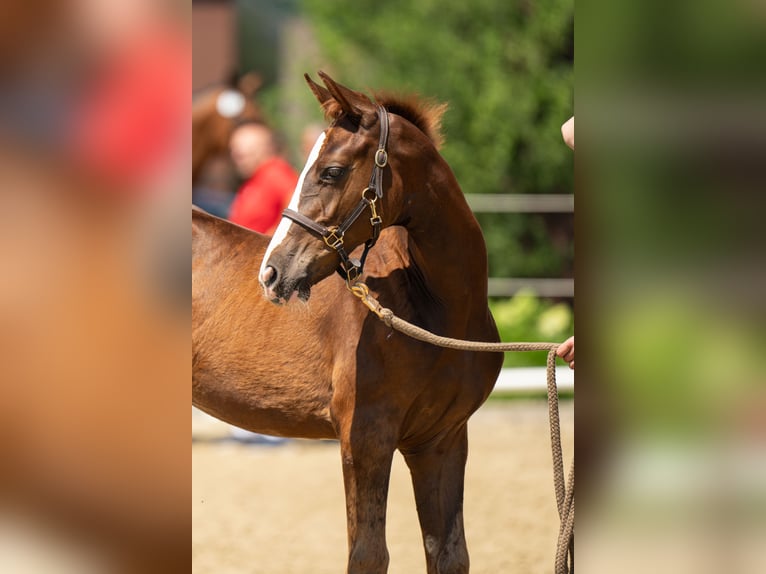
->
[493,367,574,394]
[465,193,574,213]
[488,277,574,298]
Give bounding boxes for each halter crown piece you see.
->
[282,105,390,285]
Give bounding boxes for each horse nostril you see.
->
[260,265,277,287]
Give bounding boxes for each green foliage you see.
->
[490,290,573,367]
[479,212,573,277]
[299,0,573,278]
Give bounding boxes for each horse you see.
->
[192,71,504,574]
[192,72,263,186]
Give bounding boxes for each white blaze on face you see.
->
[259,131,327,279]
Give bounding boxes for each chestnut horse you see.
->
[192,73,263,185]
[192,72,503,574]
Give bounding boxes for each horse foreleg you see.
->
[403,424,470,574]
[337,412,397,574]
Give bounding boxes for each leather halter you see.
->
[282,105,390,285]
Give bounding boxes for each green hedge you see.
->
[489,289,573,367]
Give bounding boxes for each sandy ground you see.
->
[192,400,573,574]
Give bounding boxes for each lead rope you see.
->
[348,282,574,574]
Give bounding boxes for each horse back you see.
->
[192,208,337,439]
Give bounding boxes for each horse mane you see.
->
[374,92,447,150]
[321,92,447,150]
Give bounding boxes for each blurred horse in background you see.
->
[192,72,263,186]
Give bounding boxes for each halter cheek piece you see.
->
[281,105,390,285]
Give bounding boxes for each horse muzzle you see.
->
[259,264,312,305]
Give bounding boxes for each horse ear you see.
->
[317,71,374,122]
[305,73,332,106]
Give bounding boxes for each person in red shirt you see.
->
[228,121,298,234]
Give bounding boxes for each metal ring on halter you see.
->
[361,187,377,203]
[375,149,388,168]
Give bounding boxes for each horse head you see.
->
[259,72,399,304]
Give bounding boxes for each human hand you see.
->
[561,116,574,150]
[557,336,574,369]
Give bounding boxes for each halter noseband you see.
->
[282,105,390,285]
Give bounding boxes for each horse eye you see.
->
[321,166,346,181]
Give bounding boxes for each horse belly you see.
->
[193,367,336,440]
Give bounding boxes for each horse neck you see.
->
[394,150,490,314]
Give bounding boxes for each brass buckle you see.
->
[323,227,344,249]
[375,149,388,168]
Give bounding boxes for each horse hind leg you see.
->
[403,424,471,574]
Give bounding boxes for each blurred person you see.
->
[228,121,298,235]
[192,72,264,185]
[557,116,575,369]
[191,75,265,218]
